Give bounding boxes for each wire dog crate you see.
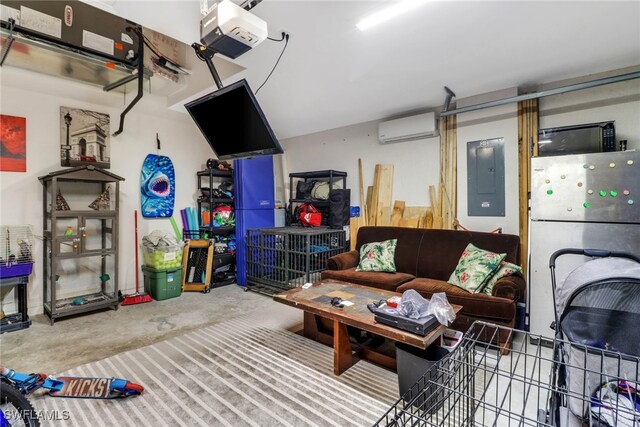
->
[374,321,640,427]
[246,226,346,294]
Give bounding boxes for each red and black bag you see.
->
[297,203,322,227]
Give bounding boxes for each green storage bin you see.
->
[142,266,182,301]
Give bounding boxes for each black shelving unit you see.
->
[289,170,348,226]
[196,169,236,288]
[0,275,31,333]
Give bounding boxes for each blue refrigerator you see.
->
[234,156,275,287]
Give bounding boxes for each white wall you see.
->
[539,79,640,149]
[0,67,212,315]
[456,104,519,234]
[279,73,640,241]
[280,119,441,208]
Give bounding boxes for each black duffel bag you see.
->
[329,189,350,229]
[296,180,316,200]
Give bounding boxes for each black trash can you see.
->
[396,342,450,413]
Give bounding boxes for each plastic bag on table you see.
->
[398,289,432,319]
[429,292,456,326]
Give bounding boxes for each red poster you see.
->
[0,115,26,172]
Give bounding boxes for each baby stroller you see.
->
[549,248,640,426]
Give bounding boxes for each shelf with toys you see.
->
[193,162,236,288]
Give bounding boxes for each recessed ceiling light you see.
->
[357,0,429,31]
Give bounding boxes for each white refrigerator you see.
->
[528,150,640,337]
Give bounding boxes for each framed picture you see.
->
[0,114,27,172]
[60,107,110,169]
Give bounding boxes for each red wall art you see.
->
[0,115,27,172]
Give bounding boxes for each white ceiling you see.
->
[103,0,640,140]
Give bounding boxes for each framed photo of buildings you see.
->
[60,107,110,169]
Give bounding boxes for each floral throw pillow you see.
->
[355,239,398,273]
[481,261,523,295]
[447,244,506,293]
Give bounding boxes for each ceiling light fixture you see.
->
[357,0,429,31]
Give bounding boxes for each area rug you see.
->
[28,306,398,426]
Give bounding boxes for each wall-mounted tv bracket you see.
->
[111,26,144,136]
[192,42,223,90]
[0,18,16,67]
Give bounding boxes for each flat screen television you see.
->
[184,79,283,160]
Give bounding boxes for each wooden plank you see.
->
[390,200,405,225]
[518,101,528,274]
[380,207,391,225]
[374,164,394,226]
[366,185,373,225]
[349,217,358,250]
[358,158,368,226]
[418,208,434,229]
[438,115,458,230]
[429,185,439,213]
[403,206,428,219]
[429,185,443,229]
[425,208,433,229]
[399,218,419,228]
[517,99,538,275]
[368,164,380,225]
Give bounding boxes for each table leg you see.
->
[333,320,354,375]
[303,312,319,341]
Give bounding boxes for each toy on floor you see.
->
[1,366,143,399]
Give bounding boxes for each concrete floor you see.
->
[0,285,279,374]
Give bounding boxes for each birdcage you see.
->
[0,225,35,279]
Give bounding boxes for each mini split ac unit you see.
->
[378,112,438,144]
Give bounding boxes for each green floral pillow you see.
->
[447,244,506,293]
[355,239,397,273]
[481,261,522,295]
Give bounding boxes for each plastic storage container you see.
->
[0,262,33,279]
[142,266,182,301]
[141,243,183,269]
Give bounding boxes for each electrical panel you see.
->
[467,138,505,217]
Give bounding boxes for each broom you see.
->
[121,210,152,305]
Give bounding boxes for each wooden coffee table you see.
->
[273,280,462,375]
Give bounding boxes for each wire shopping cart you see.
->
[373,320,640,426]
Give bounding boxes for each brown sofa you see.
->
[321,226,526,352]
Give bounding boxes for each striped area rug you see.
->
[29,306,398,426]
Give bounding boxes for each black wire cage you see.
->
[246,226,346,294]
[374,320,640,427]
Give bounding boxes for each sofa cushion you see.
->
[356,239,397,272]
[448,244,506,292]
[320,268,414,291]
[482,261,523,295]
[397,278,515,322]
[356,227,426,276]
[413,229,521,281]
